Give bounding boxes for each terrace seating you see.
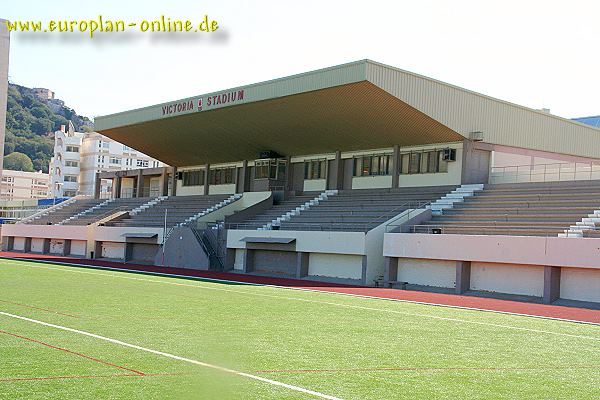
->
[413,181,600,236]
[230,192,323,230]
[22,198,105,225]
[278,186,456,232]
[233,186,455,232]
[61,197,155,225]
[109,194,231,228]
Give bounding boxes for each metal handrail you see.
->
[408,223,568,236]
[63,205,132,225]
[490,161,600,184]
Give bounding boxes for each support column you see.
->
[242,249,254,273]
[455,261,471,294]
[361,255,368,285]
[384,256,398,286]
[136,169,144,197]
[543,266,561,304]
[124,243,133,262]
[169,167,177,196]
[42,238,50,254]
[6,236,14,251]
[62,239,71,256]
[237,160,248,193]
[285,156,293,192]
[160,167,169,196]
[93,242,102,259]
[203,164,210,195]
[327,151,344,190]
[94,173,101,199]
[114,176,122,199]
[296,252,309,278]
[391,145,400,189]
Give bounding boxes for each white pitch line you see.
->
[7,262,600,342]
[0,311,342,400]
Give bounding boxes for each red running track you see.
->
[1,251,599,325]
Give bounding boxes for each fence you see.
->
[490,161,600,184]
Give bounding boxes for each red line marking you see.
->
[256,365,600,373]
[0,329,145,376]
[0,372,183,382]
[0,299,79,318]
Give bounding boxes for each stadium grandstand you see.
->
[3,60,599,306]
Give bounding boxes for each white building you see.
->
[49,123,164,198]
[0,169,49,201]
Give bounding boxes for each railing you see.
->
[406,223,566,236]
[384,202,435,233]
[101,186,163,199]
[62,205,132,225]
[490,161,600,184]
[191,226,225,271]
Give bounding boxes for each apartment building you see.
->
[49,123,164,197]
[0,169,49,201]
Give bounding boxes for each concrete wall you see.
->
[31,238,45,253]
[470,262,544,297]
[384,233,600,302]
[384,233,600,270]
[397,258,456,288]
[49,239,65,254]
[304,179,326,192]
[176,183,205,196]
[208,183,236,195]
[101,242,126,259]
[70,240,87,256]
[308,253,363,280]
[352,175,392,189]
[227,229,366,255]
[13,237,25,251]
[560,267,600,303]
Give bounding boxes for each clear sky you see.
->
[2,0,599,120]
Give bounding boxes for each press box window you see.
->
[182,170,205,186]
[400,150,449,174]
[304,160,327,180]
[255,159,287,180]
[353,154,392,177]
[209,167,235,185]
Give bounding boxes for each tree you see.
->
[3,152,34,172]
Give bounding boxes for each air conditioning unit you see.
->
[442,148,457,161]
[469,131,484,141]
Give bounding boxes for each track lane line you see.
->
[13,263,600,342]
[0,312,342,400]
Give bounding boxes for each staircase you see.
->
[261,190,338,230]
[428,184,484,215]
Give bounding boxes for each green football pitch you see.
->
[0,258,599,400]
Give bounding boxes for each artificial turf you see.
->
[0,258,598,399]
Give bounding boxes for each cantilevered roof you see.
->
[95,60,600,166]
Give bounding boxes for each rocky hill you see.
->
[4,84,93,173]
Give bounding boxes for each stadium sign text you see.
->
[161,89,245,116]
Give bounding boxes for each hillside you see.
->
[4,84,94,173]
